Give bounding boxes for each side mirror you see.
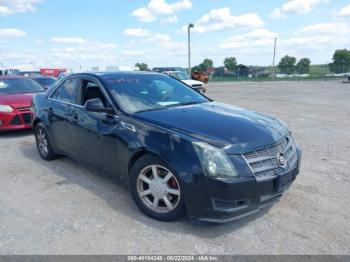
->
[84,98,115,115]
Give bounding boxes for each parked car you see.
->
[19,71,42,78]
[32,72,301,222]
[0,76,45,132]
[0,69,20,76]
[192,71,209,83]
[31,77,57,90]
[163,71,206,93]
[152,67,185,73]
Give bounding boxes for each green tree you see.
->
[296,58,311,74]
[135,63,149,71]
[223,57,237,72]
[329,49,350,73]
[199,58,214,72]
[191,65,201,72]
[278,55,296,74]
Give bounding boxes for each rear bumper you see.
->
[0,111,33,131]
[185,147,302,223]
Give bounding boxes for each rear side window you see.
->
[51,78,79,103]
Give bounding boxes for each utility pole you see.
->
[272,37,277,81]
[188,23,194,74]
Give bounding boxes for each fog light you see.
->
[0,120,3,126]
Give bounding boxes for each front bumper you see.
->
[185,147,302,223]
[192,86,206,93]
[0,111,33,131]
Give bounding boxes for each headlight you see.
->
[193,142,239,178]
[0,105,13,113]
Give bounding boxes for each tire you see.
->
[129,154,185,221]
[34,123,59,161]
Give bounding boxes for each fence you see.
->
[210,65,350,82]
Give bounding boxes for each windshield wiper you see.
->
[135,101,204,114]
[177,101,204,106]
[135,107,167,114]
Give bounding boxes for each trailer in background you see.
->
[40,68,67,78]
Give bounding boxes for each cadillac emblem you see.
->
[277,152,287,168]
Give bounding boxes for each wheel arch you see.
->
[128,149,169,173]
[127,149,178,180]
[32,117,42,129]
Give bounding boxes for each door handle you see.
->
[44,107,53,114]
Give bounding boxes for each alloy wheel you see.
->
[137,165,181,213]
[36,128,48,157]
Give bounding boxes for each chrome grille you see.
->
[17,106,31,112]
[243,136,297,182]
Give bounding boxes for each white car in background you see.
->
[162,71,206,93]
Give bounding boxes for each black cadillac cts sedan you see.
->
[32,72,301,223]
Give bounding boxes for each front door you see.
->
[70,77,120,173]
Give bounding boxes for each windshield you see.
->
[169,71,190,81]
[0,78,45,95]
[34,78,56,87]
[103,74,209,114]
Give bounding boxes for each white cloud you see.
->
[161,15,178,24]
[297,22,350,35]
[269,0,329,19]
[121,50,144,56]
[337,3,350,17]
[123,28,172,43]
[183,8,263,33]
[52,41,118,53]
[123,28,151,37]
[269,8,287,19]
[44,39,119,70]
[220,29,277,50]
[50,37,86,44]
[148,0,191,14]
[150,33,172,42]
[286,22,350,49]
[131,7,156,22]
[0,0,43,15]
[0,28,26,38]
[132,0,191,23]
[216,21,350,65]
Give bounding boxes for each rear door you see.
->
[47,77,80,153]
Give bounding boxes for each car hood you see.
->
[0,93,37,108]
[134,102,288,154]
[182,79,204,87]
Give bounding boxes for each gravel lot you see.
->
[0,80,349,255]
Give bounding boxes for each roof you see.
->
[0,75,24,80]
[30,76,56,79]
[69,71,162,78]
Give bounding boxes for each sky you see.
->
[1,0,350,71]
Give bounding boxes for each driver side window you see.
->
[78,79,109,108]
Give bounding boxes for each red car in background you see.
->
[0,76,44,132]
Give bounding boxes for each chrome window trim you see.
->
[48,97,84,108]
[47,75,119,115]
